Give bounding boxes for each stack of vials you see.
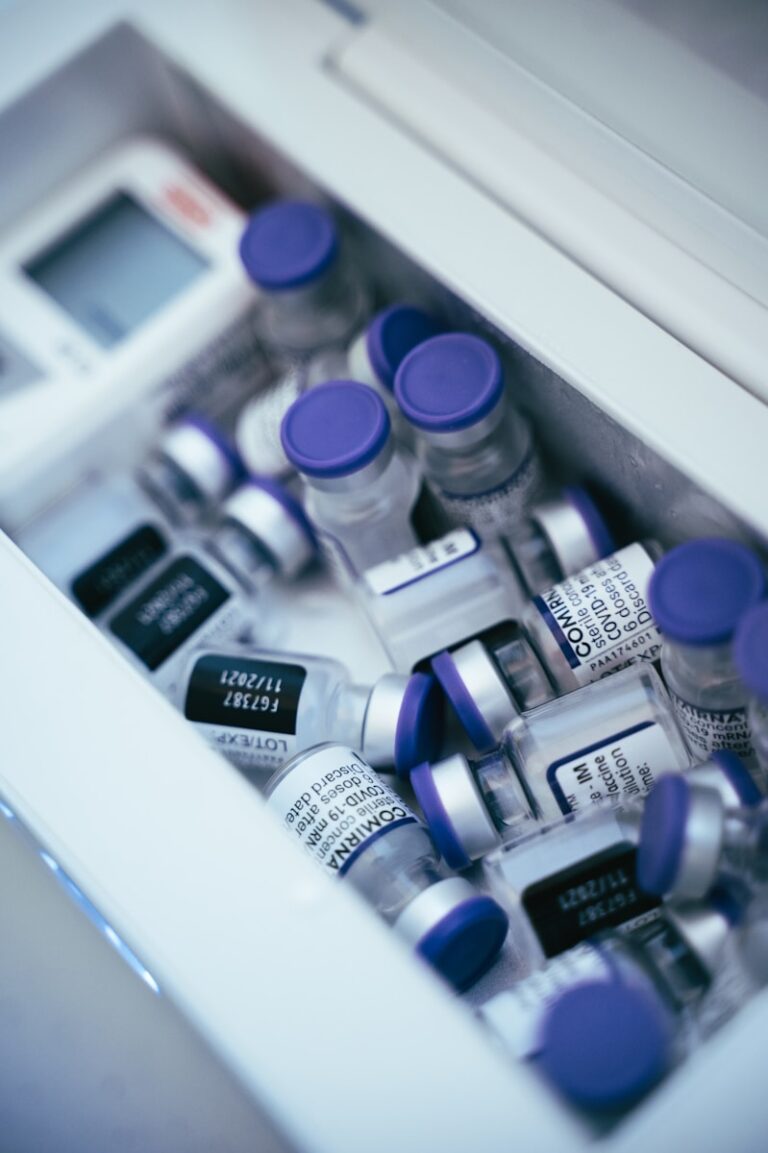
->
[16,198,768,1121]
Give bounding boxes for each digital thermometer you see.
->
[0,136,253,528]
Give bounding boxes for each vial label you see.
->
[531,543,660,684]
[547,721,679,814]
[436,450,541,536]
[363,529,479,596]
[184,654,307,765]
[71,524,168,618]
[522,845,660,959]
[268,746,418,876]
[670,692,753,762]
[109,555,230,671]
[482,945,609,1059]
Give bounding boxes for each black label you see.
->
[109,555,230,671]
[184,654,306,732]
[71,524,168,618]
[522,845,659,958]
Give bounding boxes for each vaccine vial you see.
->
[394,333,542,536]
[281,380,430,578]
[238,200,368,358]
[235,304,443,478]
[734,602,768,782]
[207,477,317,591]
[649,538,765,765]
[411,664,691,869]
[502,485,615,599]
[179,647,444,776]
[480,899,751,1112]
[103,541,255,697]
[138,415,244,525]
[265,744,509,990]
[637,775,768,900]
[482,805,660,975]
[17,472,175,621]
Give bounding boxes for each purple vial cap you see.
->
[280,381,390,479]
[415,893,508,992]
[239,201,338,291]
[184,414,245,484]
[637,775,691,896]
[648,538,765,646]
[394,333,503,432]
[711,749,762,808]
[365,305,444,393]
[431,649,497,753]
[247,474,319,553]
[536,978,673,1110]
[393,672,445,778]
[410,761,472,871]
[734,601,768,704]
[563,485,615,558]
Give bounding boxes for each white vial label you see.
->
[670,693,753,762]
[549,721,679,814]
[268,746,419,875]
[437,451,541,536]
[481,945,608,1058]
[363,529,479,596]
[184,654,307,769]
[531,543,660,685]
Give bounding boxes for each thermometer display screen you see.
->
[24,191,208,348]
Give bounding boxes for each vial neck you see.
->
[304,438,395,496]
[616,914,713,1012]
[473,748,537,837]
[326,682,371,750]
[344,823,439,924]
[486,624,555,712]
[501,518,562,597]
[209,521,275,590]
[665,637,742,696]
[721,808,768,886]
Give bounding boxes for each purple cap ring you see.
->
[239,201,338,291]
[365,305,444,393]
[563,485,615,558]
[247,475,319,552]
[394,333,504,432]
[415,893,509,992]
[734,601,768,704]
[710,749,761,807]
[394,672,445,778]
[648,538,765,646]
[637,775,691,895]
[183,414,245,485]
[536,977,673,1110]
[281,381,391,479]
[431,649,497,753]
[410,761,472,871]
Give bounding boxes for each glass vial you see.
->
[238,200,369,358]
[394,333,543,536]
[734,602,768,783]
[265,744,509,990]
[235,304,442,478]
[280,380,430,578]
[179,647,443,776]
[638,775,768,900]
[411,664,691,868]
[649,538,765,765]
[138,415,244,526]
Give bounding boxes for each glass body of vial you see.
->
[235,304,443,478]
[394,333,543,537]
[17,472,175,622]
[179,647,443,776]
[638,776,768,900]
[433,540,663,752]
[103,539,256,698]
[138,415,244,526]
[734,602,768,785]
[479,900,752,1112]
[649,537,765,766]
[357,528,524,673]
[265,744,509,991]
[411,664,691,869]
[238,200,369,359]
[281,380,431,579]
